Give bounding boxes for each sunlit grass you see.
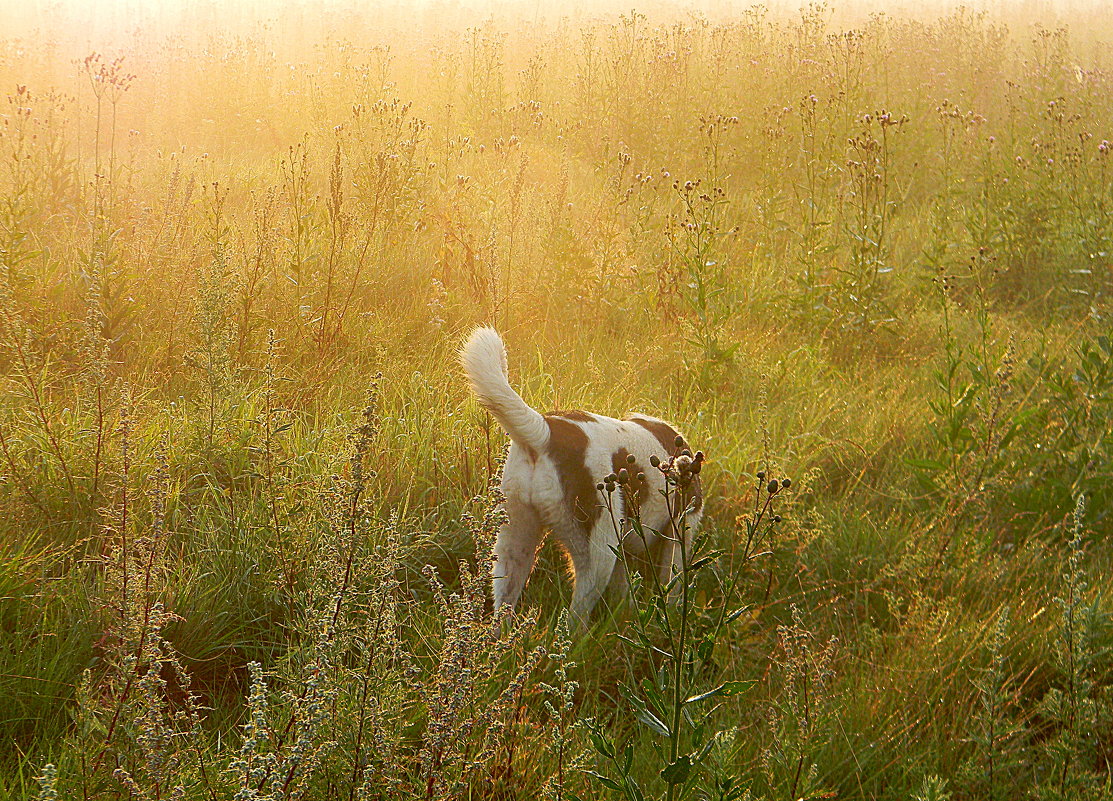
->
[1,1,1112,799]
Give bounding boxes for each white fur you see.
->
[460,327,551,453]
[460,327,703,627]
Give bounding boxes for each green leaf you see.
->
[725,605,750,624]
[635,707,671,737]
[904,457,946,472]
[584,771,621,791]
[687,551,722,573]
[697,737,716,761]
[684,680,755,705]
[588,729,616,759]
[661,755,692,786]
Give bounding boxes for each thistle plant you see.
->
[228,661,274,799]
[664,114,740,380]
[587,440,791,801]
[838,109,907,330]
[81,52,134,223]
[789,91,837,321]
[221,386,389,801]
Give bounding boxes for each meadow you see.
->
[1,0,1112,798]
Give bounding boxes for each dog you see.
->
[460,327,703,625]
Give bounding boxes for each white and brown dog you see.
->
[460,327,703,625]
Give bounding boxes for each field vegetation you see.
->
[0,0,1112,798]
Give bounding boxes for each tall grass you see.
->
[0,1,1111,799]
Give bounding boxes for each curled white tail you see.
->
[460,327,550,453]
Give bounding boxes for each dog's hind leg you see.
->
[492,498,543,611]
[567,513,621,628]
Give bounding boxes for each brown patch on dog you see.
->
[630,417,702,515]
[629,417,687,455]
[611,447,647,515]
[548,409,597,423]
[545,416,600,529]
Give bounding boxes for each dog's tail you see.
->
[460,327,550,453]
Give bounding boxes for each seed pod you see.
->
[674,435,685,448]
[618,468,629,484]
[650,454,661,468]
[596,482,605,492]
[767,479,779,495]
[626,453,637,465]
[757,470,766,480]
[782,478,792,489]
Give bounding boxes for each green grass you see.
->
[0,1,1112,799]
